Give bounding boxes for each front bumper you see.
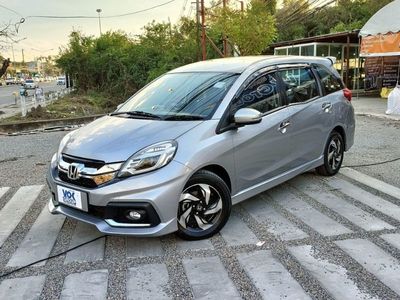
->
[47,158,192,237]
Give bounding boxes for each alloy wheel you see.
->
[178,183,223,231]
[327,137,342,171]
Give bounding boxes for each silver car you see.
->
[47,56,355,240]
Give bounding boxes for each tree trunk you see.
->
[0,58,10,78]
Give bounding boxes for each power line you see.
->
[0,3,24,17]
[23,0,175,19]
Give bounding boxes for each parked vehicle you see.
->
[5,77,16,85]
[57,76,66,85]
[47,56,355,240]
[24,79,38,89]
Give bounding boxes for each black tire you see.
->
[316,131,344,176]
[177,170,231,240]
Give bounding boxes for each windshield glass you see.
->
[117,72,238,119]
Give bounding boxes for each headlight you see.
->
[57,132,73,162]
[118,141,177,177]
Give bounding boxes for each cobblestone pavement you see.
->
[0,168,400,299]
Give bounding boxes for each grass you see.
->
[0,92,114,124]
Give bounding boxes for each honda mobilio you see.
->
[47,56,355,240]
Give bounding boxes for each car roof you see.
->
[169,55,334,74]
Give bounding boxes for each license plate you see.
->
[57,185,85,211]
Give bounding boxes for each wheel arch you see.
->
[196,164,232,192]
[332,125,346,150]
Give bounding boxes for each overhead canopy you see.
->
[360,0,400,36]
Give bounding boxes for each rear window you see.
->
[315,65,343,94]
[25,79,33,83]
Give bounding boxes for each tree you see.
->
[209,0,277,55]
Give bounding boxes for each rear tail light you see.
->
[343,88,352,102]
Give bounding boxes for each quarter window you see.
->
[234,72,283,114]
[315,65,343,94]
[279,67,319,104]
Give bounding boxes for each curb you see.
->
[0,114,105,134]
[355,112,400,122]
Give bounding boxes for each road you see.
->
[0,81,64,107]
[0,115,399,299]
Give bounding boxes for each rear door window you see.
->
[278,67,319,104]
[314,65,343,94]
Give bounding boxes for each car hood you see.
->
[63,115,202,162]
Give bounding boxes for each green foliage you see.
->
[209,0,276,55]
[276,0,393,42]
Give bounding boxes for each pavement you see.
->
[352,95,400,121]
[0,114,399,299]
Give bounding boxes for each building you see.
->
[268,31,362,91]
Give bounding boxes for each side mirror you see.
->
[234,108,262,126]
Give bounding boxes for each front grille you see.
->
[58,171,98,188]
[62,154,105,169]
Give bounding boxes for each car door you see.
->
[229,69,293,192]
[277,64,331,170]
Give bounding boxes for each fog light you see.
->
[126,210,142,221]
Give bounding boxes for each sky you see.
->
[0,0,255,62]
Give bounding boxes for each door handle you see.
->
[278,121,291,133]
[322,102,332,112]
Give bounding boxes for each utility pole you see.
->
[195,0,201,61]
[222,0,228,57]
[240,1,244,12]
[96,9,102,35]
[21,49,25,63]
[11,43,15,62]
[200,0,206,60]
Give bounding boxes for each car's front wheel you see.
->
[177,170,231,240]
[316,130,344,176]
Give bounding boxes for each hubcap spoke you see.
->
[180,193,200,202]
[178,206,193,229]
[194,214,212,230]
[199,184,211,205]
[203,199,222,215]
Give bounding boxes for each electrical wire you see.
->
[23,0,175,19]
[0,235,106,279]
[342,157,400,168]
[0,3,24,17]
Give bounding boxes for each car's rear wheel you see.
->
[316,131,344,176]
[176,170,231,240]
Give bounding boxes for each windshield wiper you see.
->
[163,115,205,121]
[110,110,161,119]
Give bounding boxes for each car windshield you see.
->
[116,72,239,120]
[26,80,33,83]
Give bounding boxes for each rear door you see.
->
[277,64,330,170]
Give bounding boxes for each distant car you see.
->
[5,77,16,85]
[24,79,38,89]
[57,77,66,85]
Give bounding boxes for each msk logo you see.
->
[62,189,76,205]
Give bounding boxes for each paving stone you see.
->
[294,179,395,231]
[0,275,46,300]
[243,196,308,241]
[289,245,378,300]
[126,237,163,258]
[327,177,400,222]
[238,250,311,299]
[8,205,65,267]
[0,187,9,199]
[0,185,43,247]
[176,238,213,251]
[65,222,105,263]
[60,269,108,300]
[341,168,400,200]
[183,256,241,299]
[127,263,170,300]
[381,233,400,250]
[220,214,259,246]
[269,188,352,236]
[336,239,400,295]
